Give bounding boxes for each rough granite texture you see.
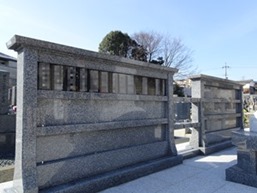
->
[190,74,243,154]
[6,35,181,193]
[226,130,257,188]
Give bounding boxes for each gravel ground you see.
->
[0,153,14,167]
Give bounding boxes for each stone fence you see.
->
[6,35,182,193]
[189,75,243,154]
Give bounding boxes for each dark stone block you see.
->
[0,115,16,132]
[226,130,257,187]
[175,103,190,121]
[199,140,233,155]
[40,155,183,193]
[226,165,257,188]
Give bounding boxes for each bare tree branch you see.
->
[132,31,163,62]
[131,31,197,79]
[162,37,196,79]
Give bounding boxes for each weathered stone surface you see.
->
[6,35,180,193]
[250,111,257,133]
[226,130,257,188]
[190,74,243,154]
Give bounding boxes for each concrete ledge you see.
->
[39,155,183,193]
[226,165,257,188]
[199,140,233,155]
[180,148,201,160]
[37,90,168,101]
[36,118,168,136]
[0,166,14,183]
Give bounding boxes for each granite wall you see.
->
[190,74,243,154]
[6,35,182,193]
[0,71,9,115]
[0,71,15,155]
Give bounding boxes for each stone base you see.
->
[36,155,183,193]
[0,166,14,183]
[199,141,233,155]
[226,165,257,188]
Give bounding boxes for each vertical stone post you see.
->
[167,73,177,155]
[190,78,204,149]
[237,88,244,129]
[11,86,17,106]
[12,48,38,193]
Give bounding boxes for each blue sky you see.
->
[0,0,257,80]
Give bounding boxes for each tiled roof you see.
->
[0,52,16,62]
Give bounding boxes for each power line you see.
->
[222,62,230,79]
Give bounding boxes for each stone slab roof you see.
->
[0,52,16,62]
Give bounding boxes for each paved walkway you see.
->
[101,147,257,193]
[1,147,257,193]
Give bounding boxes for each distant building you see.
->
[0,52,17,87]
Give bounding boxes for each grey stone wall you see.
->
[0,71,9,115]
[190,74,243,154]
[0,114,16,154]
[6,35,182,193]
[0,71,15,155]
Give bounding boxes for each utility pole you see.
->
[222,62,230,79]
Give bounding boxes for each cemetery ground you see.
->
[1,129,257,192]
[1,145,257,193]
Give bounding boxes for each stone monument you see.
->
[4,35,182,193]
[226,111,257,188]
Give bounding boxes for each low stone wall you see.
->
[7,35,182,193]
[0,165,14,183]
[190,75,243,154]
[226,130,257,188]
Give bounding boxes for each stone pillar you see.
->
[11,86,17,106]
[189,78,203,149]
[10,48,38,193]
[167,73,177,155]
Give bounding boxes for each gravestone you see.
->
[226,111,257,188]
[250,112,257,132]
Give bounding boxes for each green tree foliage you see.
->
[99,31,131,57]
[99,31,147,61]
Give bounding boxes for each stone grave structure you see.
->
[226,111,257,188]
[5,35,182,193]
[0,70,9,115]
[190,75,243,154]
[0,70,15,154]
